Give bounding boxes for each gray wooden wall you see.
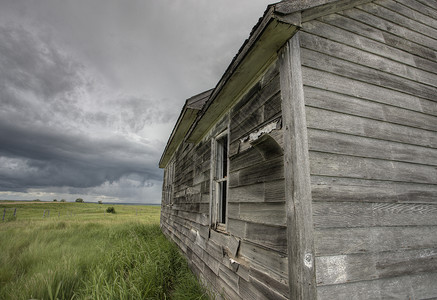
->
[300,0,437,298]
[161,60,288,299]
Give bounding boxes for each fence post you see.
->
[47,210,50,218]
[43,210,46,218]
[13,208,17,218]
[58,211,60,217]
[2,208,5,221]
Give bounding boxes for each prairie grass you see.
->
[0,202,209,299]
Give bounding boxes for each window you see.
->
[163,160,174,206]
[212,131,228,229]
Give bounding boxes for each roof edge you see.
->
[185,6,300,143]
[159,89,212,168]
[275,0,374,21]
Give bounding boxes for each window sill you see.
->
[215,223,227,233]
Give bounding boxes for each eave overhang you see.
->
[159,90,212,168]
[159,0,374,168]
[185,6,301,143]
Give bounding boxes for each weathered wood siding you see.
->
[161,61,288,299]
[160,135,213,286]
[227,60,289,300]
[300,0,437,298]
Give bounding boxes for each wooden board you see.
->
[306,106,437,148]
[316,248,437,285]
[313,201,437,228]
[301,48,437,102]
[317,272,437,300]
[304,86,437,132]
[342,7,437,51]
[311,176,437,203]
[309,151,437,184]
[308,129,437,167]
[302,19,437,74]
[300,31,437,87]
[279,33,317,300]
[366,1,437,32]
[318,12,437,61]
[314,226,437,256]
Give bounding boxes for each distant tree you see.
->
[98,200,103,204]
[34,199,41,202]
[75,198,84,203]
[60,199,66,202]
[53,199,57,202]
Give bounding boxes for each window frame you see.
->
[211,129,229,231]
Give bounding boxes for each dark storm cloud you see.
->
[0,25,82,103]
[0,0,274,202]
[0,118,161,190]
[0,24,163,195]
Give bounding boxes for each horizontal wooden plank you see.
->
[302,19,437,74]
[316,248,437,285]
[231,106,264,142]
[249,268,289,300]
[313,201,437,228]
[175,210,209,226]
[233,202,286,226]
[315,226,437,256]
[231,74,280,139]
[306,106,437,148]
[263,93,282,122]
[303,67,437,117]
[219,264,239,294]
[250,267,289,298]
[228,216,288,253]
[304,86,437,132]
[376,0,437,28]
[342,7,437,51]
[319,12,437,61]
[239,240,288,280]
[317,271,437,299]
[308,129,437,166]
[416,0,437,11]
[170,202,209,214]
[244,222,287,253]
[310,151,437,184]
[230,146,264,172]
[311,176,437,203]
[228,182,265,203]
[265,180,285,202]
[238,277,260,300]
[301,48,437,102]
[300,31,437,88]
[362,1,437,39]
[229,156,284,187]
[227,218,246,238]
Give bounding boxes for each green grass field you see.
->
[0,201,210,300]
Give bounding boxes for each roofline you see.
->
[185,4,300,143]
[158,89,212,168]
[159,0,374,167]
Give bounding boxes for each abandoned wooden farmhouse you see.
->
[159,0,437,299]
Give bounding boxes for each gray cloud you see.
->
[0,0,274,203]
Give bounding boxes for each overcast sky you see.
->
[0,0,275,203]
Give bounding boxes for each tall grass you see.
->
[0,203,209,299]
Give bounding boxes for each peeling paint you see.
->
[304,253,313,269]
[248,121,279,142]
[238,119,281,153]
